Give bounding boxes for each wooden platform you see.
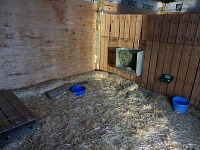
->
[0,91,40,147]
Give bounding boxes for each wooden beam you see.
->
[96,0,105,70]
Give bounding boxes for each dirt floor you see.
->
[2,71,200,150]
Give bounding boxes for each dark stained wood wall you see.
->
[0,0,96,90]
[100,13,200,108]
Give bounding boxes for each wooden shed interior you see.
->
[1,0,200,149]
[1,0,200,107]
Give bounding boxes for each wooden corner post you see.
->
[96,0,105,70]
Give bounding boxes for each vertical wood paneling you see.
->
[147,42,159,89]
[194,19,200,46]
[160,15,171,43]
[100,13,200,108]
[141,41,153,87]
[153,43,167,91]
[134,15,143,49]
[182,46,200,99]
[153,15,164,42]
[141,15,149,41]
[168,15,181,44]
[129,15,137,40]
[110,15,119,37]
[174,45,192,96]
[104,14,111,37]
[190,62,200,106]
[166,44,183,95]
[103,37,109,72]
[101,14,106,36]
[159,44,174,94]
[100,37,105,70]
[119,15,125,38]
[114,15,120,37]
[147,15,156,41]
[124,15,131,39]
[184,14,200,45]
[176,14,190,44]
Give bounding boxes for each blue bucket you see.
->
[172,96,190,114]
[72,85,86,96]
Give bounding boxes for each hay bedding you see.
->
[2,71,200,150]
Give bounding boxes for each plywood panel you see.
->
[160,15,172,43]
[153,43,167,91]
[0,0,96,90]
[182,46,200,99]
[159,44,175,94]
[141,41,153,87]
[184,14,200,45]
[174,45,192,96]
[147,42,159,89]
[176,14,190,44]
[168,15,181,44]
[166,44,183,95]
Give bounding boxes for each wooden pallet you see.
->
[0,91,40,147]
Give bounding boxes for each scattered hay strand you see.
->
[2,71,200,150]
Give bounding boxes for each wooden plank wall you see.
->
[100,13,200,107]
[0,0,96,90]
[100,14,144,81]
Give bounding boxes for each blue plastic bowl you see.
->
[173,96,190,114]
[71,85,86,96]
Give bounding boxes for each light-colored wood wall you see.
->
[0,0,96,90]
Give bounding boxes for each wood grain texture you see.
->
[182,46,200,99]
[176,14,190,44]
[173,45,192,96]
[141,15,148,41]
[0,0,96,90]
[184,14,200,45]
[168,15,181,44]
[134,15,142,49]
[153,43,167,91]
[160,15,171,43]
[153,15,164,42]
[190,62,200,106]
[159,43,174,94]
[194,17,200,46]
[147,42,160,89]
[166,44,183,96]
[141,41,153,87]
[147,15,156,41]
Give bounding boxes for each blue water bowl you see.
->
[173,96,190,114]
[71,85,86,96]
